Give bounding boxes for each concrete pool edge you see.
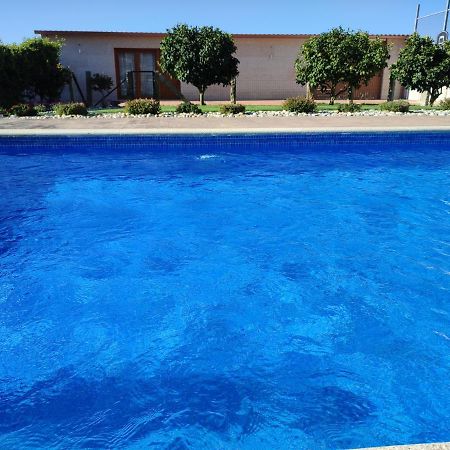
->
[355,443,450,450]
[1,126,450,136]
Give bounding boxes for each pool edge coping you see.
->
[1,129,450,450]
[354,443,450,450]
[1,126,450,136]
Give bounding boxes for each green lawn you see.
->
[89,103,436,115]
[90,105,284,114]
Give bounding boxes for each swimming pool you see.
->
[0,132,449,449]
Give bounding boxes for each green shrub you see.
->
[337,103,361,113]
[176,101,203,114]
[0,38,70,107]
[125,98,161,115]
[219,103,246,114]
[0,44,22,108]
[90,73,113,107]
[283,96,317,113]
[9,104,38,117]
[18,38,70,103]
[438,98,450,110]
[379,100,410,112]
[90,73,113,93]
[0,107,8,116]
[53,102,88,116]
[34,104,50,113]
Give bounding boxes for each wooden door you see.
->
[312,72,383,101]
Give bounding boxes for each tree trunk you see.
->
[199,90,205,105]
[99,90,105,107]
[429,90,440,107]
[348,85,354,104]
[306,82,312,100]
[230,78,236,104]
[387,73,395,102]
[329,86,336,105]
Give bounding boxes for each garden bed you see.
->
[1,109,450,120]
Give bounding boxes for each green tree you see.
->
[18,38,70,102]
[160,24,239,105]
[295,28,390,105]
[90,73,113,106]
[391,33,450,106]
[0,43,22,107]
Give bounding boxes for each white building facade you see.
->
[36,30,409,104]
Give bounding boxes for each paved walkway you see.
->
[0,115,449,134]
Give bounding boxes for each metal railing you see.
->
[92,70,187,107]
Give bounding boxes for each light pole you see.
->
[414,0,450,34]
[443,0,450,32]
[414,3,421,33]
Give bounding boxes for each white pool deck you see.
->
[0,114,449,134]
[357,444,450,450]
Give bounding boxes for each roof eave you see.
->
[34,30,410,39]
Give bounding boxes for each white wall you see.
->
[56,34,163,104]
[382,38,407,100]
[182,37,307,101]
[181,37,407,101]
[47,33,407,103]
[408,87,450,105]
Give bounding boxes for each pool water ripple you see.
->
[0,140,449,448]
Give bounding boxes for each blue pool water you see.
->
[0,133,450,449]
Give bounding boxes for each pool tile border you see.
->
[1,126,450,137]
[1,130,450,152]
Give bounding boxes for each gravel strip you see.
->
[1,110,450,121]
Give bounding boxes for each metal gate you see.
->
[125,71,158,99]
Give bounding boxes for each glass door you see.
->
[139,52,155,98]
[117,51,136,98]
[115,49,157,99]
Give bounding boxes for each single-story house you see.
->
[35,30,409,104]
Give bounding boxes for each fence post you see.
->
[71,72,87,106]
[68,77,75,102]
[85,71,92,106]
[126,72,134,98]
[153,72,160,100]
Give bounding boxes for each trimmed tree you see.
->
[160,24,239,105]
[0,44,22,107]
[0,37,70,107]
[391,33,450,106]
[90,73,113,106]
[342,31,390,104]
[295,27,390,104]
[18,38,70,103]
